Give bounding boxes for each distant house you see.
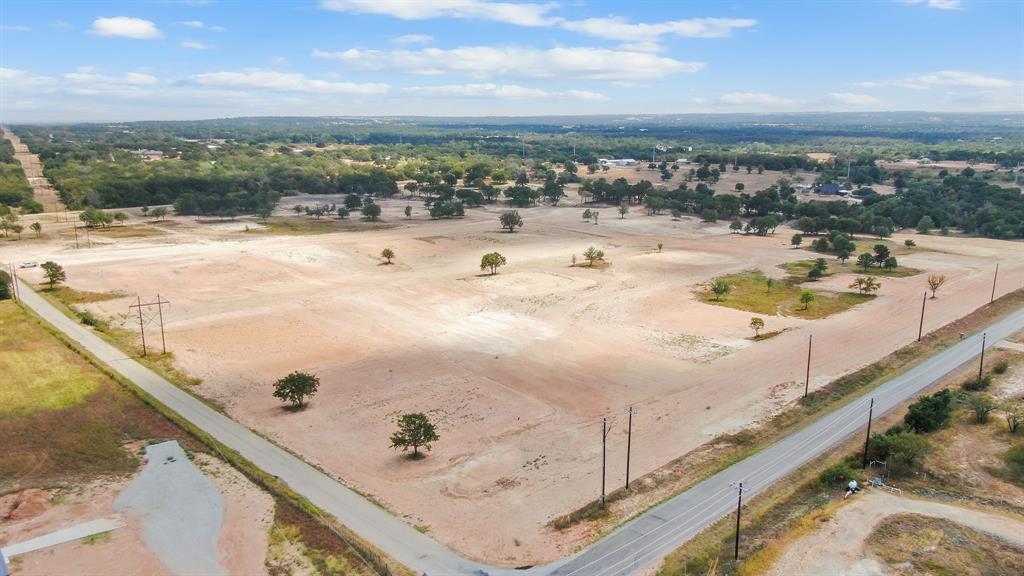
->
[130,149,164,161]
[598,158,638,167]
[815,183,849,196]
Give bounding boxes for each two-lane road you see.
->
[13,275,1022,575]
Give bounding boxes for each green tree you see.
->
[113,212,129,225]
[404,205,412,219]
[41,261,65,289]
[30,221,42,237]
[0,269,11,300]
[362,203,382,221]
[872,244,891,266]
[499,210,523,233]
[711,279,731,301]
[963,393,996,424]
[730,220,744,233]
[480,252,506,275]
[749,317,765,337]
[150,206,168,220]
[618,202,629,219]
[857,252,874,271]
[849,275,881,295]
[272,371,320,409]
[883,256,898,270]
[916,215,935,234]
[381,248,395,264]
[904,389,953,433]
[791,233,803,246]
[390,413,439,458]
[799,290,815,310]
[583,246,604,267]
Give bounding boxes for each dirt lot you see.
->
[2,199,1021,564]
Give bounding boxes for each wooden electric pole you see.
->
[978,332,987,381]
[804,334,813,397]
[991,263,999,304]
[862,398,875,468]
[917,291,927,341]
[625,406,638,490]
[733,481,744,561]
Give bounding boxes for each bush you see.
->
[993,361,1009,375]
[819,461,857,486]
[867,429,931,475]
[962,374,993,391]
[904,389,953,433]
[1004,444,1024,481]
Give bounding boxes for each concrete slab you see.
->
[0,517,124,557]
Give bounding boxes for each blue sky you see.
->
[1,0,1021,122]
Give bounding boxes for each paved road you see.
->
[14,275,1023,576]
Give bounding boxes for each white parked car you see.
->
[19,261,38,268]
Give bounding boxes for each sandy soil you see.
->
[0,448,273,575]
[576,164,821,202]
[767,491,1024,576]
[2,199,1020,564]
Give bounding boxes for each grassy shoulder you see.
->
[870,514,1024,575]
[552,289,1024,537]
[696,269,874,319]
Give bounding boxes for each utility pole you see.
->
[862,398,875,468]
[73,223,79,249]
[917,291,927,341]
[733,481,744,561]
[600,417,608,508]
[128,294,171,356]
[625,406,638,490]
[990,263,999,304]
[156,293,168,354]
[978,332,987,381]
[804,334,813,397]
[132,296,147,356]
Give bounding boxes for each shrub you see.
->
[993,361,1009,375]
[962,374,993,391]
[904,389,953,433]
[1003,444,1024,481]
[867,429,931,475]
[819,461,857,486]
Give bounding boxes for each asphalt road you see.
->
[15,276,1023,576]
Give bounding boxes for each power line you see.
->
[128,294,171,356]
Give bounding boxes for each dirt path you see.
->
[767,490,1024,575]
[2,127,64,212]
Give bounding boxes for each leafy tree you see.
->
[1005,402,1022,434]
[0,269,11,300]
[791,233,803,246]
[272,371,320,408]
[734,183,744,192]
[872,244,891,266]
[711,279,731,301]
[926,274,947,298]
[344,194,362,210]
[904,239,916,248]
[542,180,565,205]
[150,206,168,220]
[390,413,439,457]
[362,203,382,221]
[849,275,881,295]
[730,220,743,233]
[916,215,935,234]
[582,246,604,267]
[582,208,593,222]
[883,256,898,270]
[867,429,931,475]
[618,202,629,219]
[657,242,663,253]
[480,252,506,275]
[113,212,129,225]
[381,248,395,264]
[963,393,996,424]
[904,389,953,433]
[857,252,874,271]
[499,210,523,233]
[750,317,765,337]
[30,221,42,237]
[799,290,815,309]
[404,205,412,219]
[10,223,22,239]
[701,209,717,222]
[41,261,66,288]
[765,277,775,294]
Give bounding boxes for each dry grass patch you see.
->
[696,269,874,319]
[869,513,1024,576]
[251,218,396,236]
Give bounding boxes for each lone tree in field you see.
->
[618,202,629,219]
[272,371,320,409]
[765,277,776,294]
[927,274,947,298]
[41,261,66,289]
[362,203,382,221]
[582,246,604,267]
[30,222,42,237]
[499,210,523,233]
[381,248,395,264]
[390,412,439,458]
[850,276,881,295]
[750,317,765,338]
[711,279,731,301]
[799,290,815,310]
[404,205,412,219]
[480,252,506,275]
[857,252,874,272]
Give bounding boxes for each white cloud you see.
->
[719,92,796,106]
[560,17,756,41]
[90,17,163,39]
[405,83,607,101]
[829,92,882,106]
[900,71,1012,89]
[0,67,54,87]
[313,46,703,81]
[179,20,224,31]
[320,0,556,27]
[181,41,215,50]
[0,25,31,32]
[64,71,158,85]
[851,81,880,89]
[618,41,662,53]
[899,0,963,10]
[191,70,390,94]
[391,34,433,44]
[181,20,204,28]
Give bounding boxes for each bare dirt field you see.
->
[2,199,1021,564]
[767,491,1024,576]
[2,128,63,213]
[575,164,821,200]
